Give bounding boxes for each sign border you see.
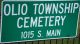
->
[1,1,79,43]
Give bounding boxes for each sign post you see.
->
[0,1,80,43]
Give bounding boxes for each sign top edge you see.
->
[3,0,80,1]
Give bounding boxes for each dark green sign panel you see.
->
[1,1,80,43]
